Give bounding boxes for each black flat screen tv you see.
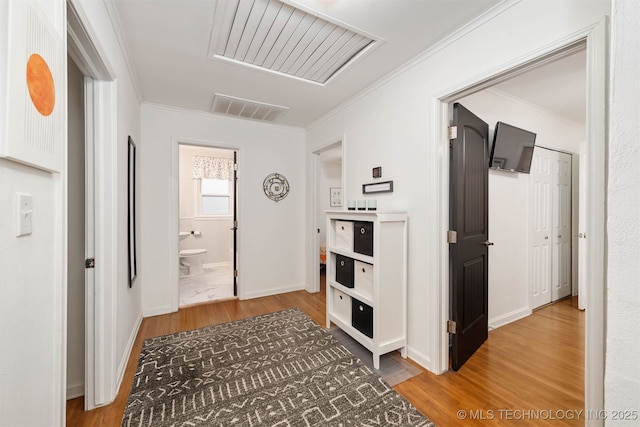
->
[489,121,537,173]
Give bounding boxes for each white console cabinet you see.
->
[325,210,408,369]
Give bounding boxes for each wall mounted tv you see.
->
[489,121,537,173]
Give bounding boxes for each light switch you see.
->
[16,193,33,237]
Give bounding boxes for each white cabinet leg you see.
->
[401,346,407,358]
[373,354,380,370]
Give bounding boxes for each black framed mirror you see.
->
[128,136,137,287]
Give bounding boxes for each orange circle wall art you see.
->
[26,53,55,116]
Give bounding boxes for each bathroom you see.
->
[178,144,236,306]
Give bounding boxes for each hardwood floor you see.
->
[67,279,584,426]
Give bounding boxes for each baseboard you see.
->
[143,305,175,318]
[115,312,143,396]
[66,382,84,400]
[489,306,532,330]
[407,346,431,372]
[241,284,306,300]
[203,262,231,269]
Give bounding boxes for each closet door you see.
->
[552,152,572,300]
[530,148,554,309]
[530,148,572,309]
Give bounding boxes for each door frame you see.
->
[434,19,607,420]
[170,138,242,307]
[67,0,118,410]
[308,136,345,293]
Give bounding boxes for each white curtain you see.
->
[192,156,233,180]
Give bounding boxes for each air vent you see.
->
[209,0,378,85]
[211,93,289,122]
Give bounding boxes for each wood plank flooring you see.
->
[67,279,584,426]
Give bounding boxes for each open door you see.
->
[449,102,490,371]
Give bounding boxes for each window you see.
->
[199,178,231,216]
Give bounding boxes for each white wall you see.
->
[179,145,234,266]
[606,0,640,420]
[67,55,85,399]
[0,1,66,424]
[456,88,583,328]
[141,104,306,315]
[306,0,609,372]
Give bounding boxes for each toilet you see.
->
[179,248,207,277]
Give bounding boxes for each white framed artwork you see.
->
[0,0,64,173]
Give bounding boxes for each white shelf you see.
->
[327,279,373,306]
[325,210,408,370]
[327,246,373,264]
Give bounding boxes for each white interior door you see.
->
[83,77,97,409]
[531,147,572,309]
[530,148,553,309]
[552,152,572,300]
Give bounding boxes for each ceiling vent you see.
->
[209,0,379,85]
[211,93,289,122]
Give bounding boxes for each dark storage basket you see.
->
[353,221,374,256]
[335,254,354,288]
[351,298,373,338]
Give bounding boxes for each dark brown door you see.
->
[450,102,490,371]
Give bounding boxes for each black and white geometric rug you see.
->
[122,308,433,426]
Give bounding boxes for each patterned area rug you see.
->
[122,308,433,426]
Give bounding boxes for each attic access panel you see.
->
[209,0,380,85]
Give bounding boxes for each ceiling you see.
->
[493,48,586,126]
[112,0,585,129]
[112,0,502,127]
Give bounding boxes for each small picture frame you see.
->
[330,187,342,207]
[363,180,393,194]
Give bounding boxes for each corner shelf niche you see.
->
[325,210,408,369]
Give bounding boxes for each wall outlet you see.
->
[16,193,33,237]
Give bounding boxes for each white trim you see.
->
[584,18,607,426]
[203,262,231,269]
[242,284,306,300]
[115,313,142,395]
[143,305,175,318]
[91,78,119,407]
[406,347,431,372]
[66,382,84,400]
[488,307,532,330]
[67,0,115,80]
[102,0,143,102]
[434,99,450,375]
[435,18,607,422]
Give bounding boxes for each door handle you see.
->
[481,241,494,246]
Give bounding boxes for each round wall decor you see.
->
[263,172,290,202]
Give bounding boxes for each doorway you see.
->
[312,140,343,293]
[66,54,86,401]
[438,24,606,413]
[177,144,238,306]
[67,0,119,410]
